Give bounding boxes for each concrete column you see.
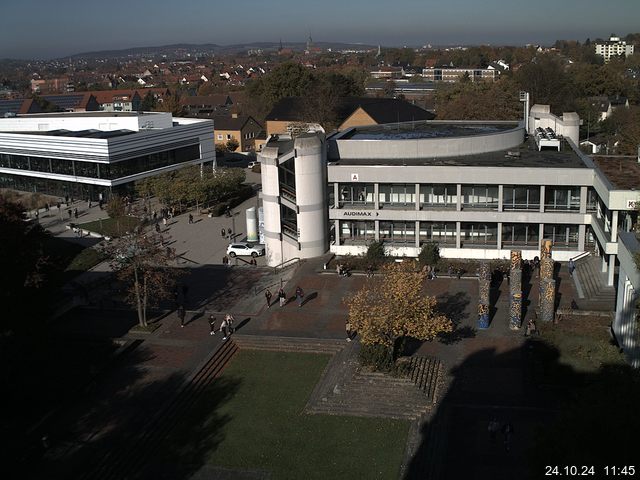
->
[611,210,619,242]
[415,184,420,211]
[456,221,461,249]
[374,183,379,210]
[497,222,502,250]
[456,184,462,211]
[374,220,380,241]
[538,224,544,252]
[579,186,588,214]
[608,254,616,286]
[602,254,607,273]
[415,220,420,248]
[334,219,340,245]
[539,185,545,213]
[333,183,339,209]
[498,185,503,212]
[578,224,586,251]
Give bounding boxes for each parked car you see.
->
[247,161,257,169]
[227,242,265,258]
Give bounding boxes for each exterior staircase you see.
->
[79,339,239,480]
[231,334,345,354]
[573,256,616,310]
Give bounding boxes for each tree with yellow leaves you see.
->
[344,261,452,351]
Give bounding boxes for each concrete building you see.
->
[422,66,497,82]
[614,231,640,367]
[258,105,640,294]
[595,35,635,62]
[0,111,215,200]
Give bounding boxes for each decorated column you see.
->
[539,240,556,322]
[477,262,491,329]
[509,250,523,329]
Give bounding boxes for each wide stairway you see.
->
[79,339,239,480]
[574,255,616,310]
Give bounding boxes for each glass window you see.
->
[281,205,297,239]
[461,185,499,209]
[379,221,415,244]
[419,184,456,208]
[419,222,456,245]
[503,186,540,210]
[74,161,99,178]
[545,187,580,211]
[328,183,335,208]
[339,221,375,245]
[51,158,75,176]
[502,223,539,246]
[378,184,415,208]
[586,187,597,212]
[543,224,579,248]
[460,223,498,246]
[29,157,51,173]
[338,183,374,207]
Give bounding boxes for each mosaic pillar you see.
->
[510,293,522,329]
[540,257,554,281]
[478,262,491,329]
[510,268,522,329]
[540,279,556,322]
[510,250,522,271]
[541,239,552,259]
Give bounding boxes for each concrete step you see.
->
[232,334,345,354]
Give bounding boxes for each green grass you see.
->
[64,247,107,273]
[78,216,140,237]
[166,350,409,480]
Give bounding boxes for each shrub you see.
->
[359,344,394,372]
[418,242,440,267]
[106,196,126,218]
[365,240,386,264]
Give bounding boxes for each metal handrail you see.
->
[273,257,301,273]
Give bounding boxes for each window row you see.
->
[0,145,200,180]
[338,221,580,248]
[329,183,588,212]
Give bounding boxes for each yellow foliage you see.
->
[344,261,453,347]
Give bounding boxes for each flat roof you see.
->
[329,137,587,169]
[9,111,159,118]
[593,156,640,190]
[2,129,137,139]
[339,121,518,140]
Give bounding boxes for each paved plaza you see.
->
[30,178,599,479]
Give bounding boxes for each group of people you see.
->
[336,263,349,277]
[207,313,235,340]
[221,228,233,239]
[263,286,305,308]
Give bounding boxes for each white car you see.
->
[227,242,265,258]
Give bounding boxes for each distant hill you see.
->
[64,41,378,59]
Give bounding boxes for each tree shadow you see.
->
[17,331,241,480]
[403,340,640,479]
[435,292,475,345]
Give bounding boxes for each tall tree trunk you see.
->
[142,273,148,327]
[133,267,145,327]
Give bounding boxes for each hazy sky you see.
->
[1,0,638,59]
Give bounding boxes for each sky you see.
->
[1,0,639,59]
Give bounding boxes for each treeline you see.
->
[136,165,246,212]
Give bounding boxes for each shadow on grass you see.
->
[403,339,640,480]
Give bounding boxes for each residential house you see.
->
[215,114,263,152]
[595,35,635,62]
[182,95,233,117]
[93,90,142,112]
[265,97,435,136]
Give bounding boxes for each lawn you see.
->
[78,216,140,237]
[165,350,410,480]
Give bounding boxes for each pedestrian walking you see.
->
[221,228,226,238]
[227,228,232,238]
[98,199,103,210]
[73,208,78,219]
[152,210,157,221]
[524,319,537,337]
[222,255,229,266]
[250,258,257,266]
[366,264,374,278]
[163,217,167,226]
[177,305,186,328]
[67,209,72,219]
[568,258,576,275]
[265,288,273,308]
[155,223,161,233]
[45,203,50,212]
[188,213,194,224]
[295,286,304,307]
[488,418,500,442]
[87,199,92,208]
[225,313,235,335]
[278,288,287,307]
[208,314,216,335]
[502,422,513,452]
[345,320,352,342]
[220,317,229,340]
